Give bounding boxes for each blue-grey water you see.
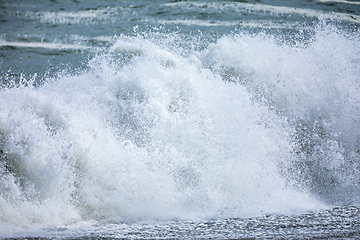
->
[0,0,360,239]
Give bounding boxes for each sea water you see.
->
[0,0,359,239]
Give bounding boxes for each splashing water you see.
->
[0,23,359,232]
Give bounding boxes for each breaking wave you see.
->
[0,23,359,231]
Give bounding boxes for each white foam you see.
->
[22,7,121,25]
[163,1,360,23]
[318,0,360,5]
[3,24,359,232]
[0,40,91,50]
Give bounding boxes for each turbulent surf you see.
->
[0,0,359,238]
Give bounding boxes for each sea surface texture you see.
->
[0,0,359,239]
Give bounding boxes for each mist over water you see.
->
[0,0,360,237]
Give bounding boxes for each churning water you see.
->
[0,0,359,238]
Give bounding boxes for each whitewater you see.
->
[0,0,359,238]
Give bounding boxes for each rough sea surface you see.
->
[0,0,359,239]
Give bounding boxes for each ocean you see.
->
[0,0,359,239]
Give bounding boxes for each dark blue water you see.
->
[0,0,360,238]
